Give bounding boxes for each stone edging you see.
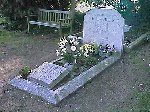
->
[9,76,58,104]
[124,31,150,53]
[8,54,121,104]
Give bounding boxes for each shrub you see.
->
[19,66,31,79]
[73,11,85,32]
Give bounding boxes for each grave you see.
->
[83,7,125,53]
[9,7,124,104]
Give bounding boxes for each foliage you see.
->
[75,55,98,68]
[19,66,32,79]
[5,18,27,31]
[0,0,71,30]
[135,0,150,28]
[73,11,85,32]
[0,15,7,24]
[1,0,71,20]
[63,52,75,64]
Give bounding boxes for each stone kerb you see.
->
[9,76,58,104]
[83,8,125,53]
[55,54,121,102]
[8,54,121,105]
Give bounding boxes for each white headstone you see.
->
[83,8,125,53]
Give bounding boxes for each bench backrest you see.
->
[38,9,71,25]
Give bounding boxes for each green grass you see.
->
[0,31,17,43]
[0,30,59,50]
[0,31,36,50]
[129,49,149,72]
[131,87,150,112]
[136,92,150,111]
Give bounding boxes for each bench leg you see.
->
[38,25,41,29]
[27,23,30,33]
[59,28,62,37]
[70,26,73,35]
[27,17,30,33]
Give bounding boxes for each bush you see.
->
[0,15,7,24]
[5,18,27,31]
[0,0,71,31]
[19,66,31,79]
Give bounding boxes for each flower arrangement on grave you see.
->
[56,35,117,72]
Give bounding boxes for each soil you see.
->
[0,30,150,112]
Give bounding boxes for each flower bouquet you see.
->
[54,35,117,80]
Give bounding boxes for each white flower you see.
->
[74,59,77,64]
[56,50,60,56]
[70,38,76,43]
[59,42,65,49]
[61,48,67,53]
[71,46,76,51]
[60,37,68,44]
[77,37,82,40]
[73,41,79,45]
[89,47,94,52]
[84,51,89,57]
[80,46,83,51]
[68,35,77,39]
[85,48,89,53]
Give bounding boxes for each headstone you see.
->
[83,7,125,53]
[28,62,69,89]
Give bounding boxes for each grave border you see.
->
[124,31,150,53]
[8,53,121,104]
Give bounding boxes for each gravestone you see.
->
[83,7,125,53]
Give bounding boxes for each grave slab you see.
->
[28,62,70,89]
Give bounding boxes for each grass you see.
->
[0,31,34,48]
[0,30,60,46]
[0,31,17,43]
[135,91,150,111]
[131,80,150,111]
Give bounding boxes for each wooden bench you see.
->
[27,9,73,36]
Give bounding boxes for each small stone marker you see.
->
[83,7,125,53]
[28,62,69,89]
